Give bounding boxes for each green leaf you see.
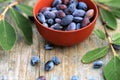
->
[94,0,112,3]
[82,46,109,63]
[112,33,120,45]
[17,3,33,16]
[94,29,106,40]
[0,20,16,50]
[103,0,120,9]
[10,8,33,44]
[104,56,120,80]
[112,9,120,19]
[0,0,10,2]
[100,8,117,30]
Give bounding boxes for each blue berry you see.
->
[85,9,94,19]
[78,2,88,10]
[31,56,40,66]
[64,8,72,15]
[52,0,62,7]
[76,23,81,30]
[47,19,54,25]
[57,4,67,10]
[56,10,66,18]
[68,3,76,13]
[81,17,90,27]
[13,5,21,12]
[93,61,103,69]
[44,44,53,50]
[89,76,95,80]
[2,75,7,80]
[55,18,62,23]
[51,7,57,11]
[72,9,85,17]
[37,13,46,23]
[43,23,49,27]
[40,7,51,13]
[44,11,56,19]
[69,0,78,5]
[52,56,60,65]
[71,75,79,80]
[73,17,83,23]
[36,76,46,80]
[112,44,120,50]
[45,61,54,71]
[66,22,76,31]
[61,15,73,26]
[51,23,63,30]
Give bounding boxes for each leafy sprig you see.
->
[0,1,33,50]
[82,0,120,80]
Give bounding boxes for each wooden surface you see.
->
[0,1,120,80]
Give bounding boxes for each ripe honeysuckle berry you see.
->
[31,56,40,66]
[45,60,54,71]
[52,56,60,65]
[93,61,103,69]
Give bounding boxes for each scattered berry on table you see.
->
[36,76,46,80]
[52,56,61,65]
[61,15,73,26]
[89,77,95,80]
[71,75,79,80]
[45,60,54,71]
[44,44,54,50]
[2,75,7,80]
[37,13,46,23]
[88,76,96,80]
[31,56,40,66]
[93,61,103,69]
[112,44,120,50]
[78,2,88,10]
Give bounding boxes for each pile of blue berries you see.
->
[45,56,60,71]
[37,0,94,31]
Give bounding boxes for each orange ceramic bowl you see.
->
[33,0,98,46]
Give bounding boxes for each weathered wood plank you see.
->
[0,0,120,80]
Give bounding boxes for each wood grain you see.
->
[0,1,120,80]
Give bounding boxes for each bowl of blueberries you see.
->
[33,0,98,46]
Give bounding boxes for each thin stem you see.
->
[0,1,18,21]
[98,7,118,56]
[96,2,111,11]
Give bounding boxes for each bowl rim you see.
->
[33,0,98,33]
